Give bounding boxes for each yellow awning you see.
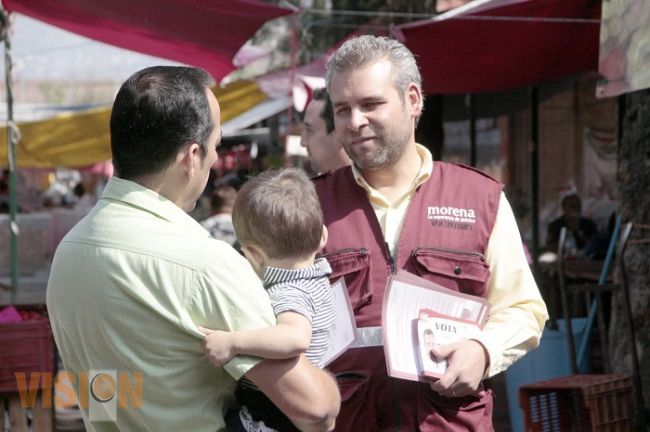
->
[0,80,268,168]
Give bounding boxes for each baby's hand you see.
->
[198,326,236,367]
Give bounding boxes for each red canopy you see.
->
[395,0,601,95]
[4,0,292,81]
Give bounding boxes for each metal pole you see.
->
[469,94,477,167]
[1,8,19,303]
[530,87,540,275]
[285,13,297,154]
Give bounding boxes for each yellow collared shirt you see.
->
[351,144,432,255]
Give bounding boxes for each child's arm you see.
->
[199,312,312,367]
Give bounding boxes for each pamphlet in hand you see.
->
[322,278,357,366]
[416,308,482,379]
[381,270,490,382]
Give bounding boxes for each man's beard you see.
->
[342,117,412,170]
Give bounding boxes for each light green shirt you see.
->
[47,177,275,432]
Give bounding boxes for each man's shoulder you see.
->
[60,207,240,275]
[440,162,502,186]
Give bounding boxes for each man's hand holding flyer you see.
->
[381,271,490,382]
[416,308,482,379]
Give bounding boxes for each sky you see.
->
[3,14,181,82]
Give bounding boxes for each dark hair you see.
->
[312,88,335,134]
[232,168,324,260]
[73,183,86,198]
[561,193,581,210]
[110,66,215,179]
[210,185,237,213]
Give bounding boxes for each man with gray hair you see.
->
[314,35,548,430]
[300,88,351,174]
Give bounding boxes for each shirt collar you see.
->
[100,177,209,237]
[262,257,332,289]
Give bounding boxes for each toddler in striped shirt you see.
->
[200,168,335,432]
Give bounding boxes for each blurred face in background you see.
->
[561,194,582,230]
[300,98,351,174]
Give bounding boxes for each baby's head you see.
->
[232,168,326,274]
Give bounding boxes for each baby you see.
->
[200,167,335,432]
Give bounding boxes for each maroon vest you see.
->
[315,162,502,432]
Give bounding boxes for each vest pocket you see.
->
[320,248,371,311]
[417,383,494,431]
[335,370,377,431]
[410,247,489,297]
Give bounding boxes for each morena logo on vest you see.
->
[427,206,476,224]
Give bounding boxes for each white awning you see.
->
[221,96,292,137]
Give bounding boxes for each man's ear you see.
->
[406,83,423,117]
[318,225,329,250]
[177,143,201,175]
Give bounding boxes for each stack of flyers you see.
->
[382,270,490,382]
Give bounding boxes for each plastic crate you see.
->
[519,374,636,431]
[0,308,55,394]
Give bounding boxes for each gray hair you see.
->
[325,35,422,99]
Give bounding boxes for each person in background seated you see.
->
[300,88,352,175]
[546,193,598,256]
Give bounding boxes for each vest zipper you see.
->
[412,246,485,261]
[385,242,396,274]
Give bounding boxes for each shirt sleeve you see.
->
[475,192,549,377]
[189,243,276,381]
[269,283,315,323]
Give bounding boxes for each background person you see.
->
[47,66,340,432]
[200,184,238,245]
[300,88,352,174]
[546,192,598,256]
[201,168,335,432]
[315,35,548,431]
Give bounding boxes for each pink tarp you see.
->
[395,0,601,94]
[4,0,293,82]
